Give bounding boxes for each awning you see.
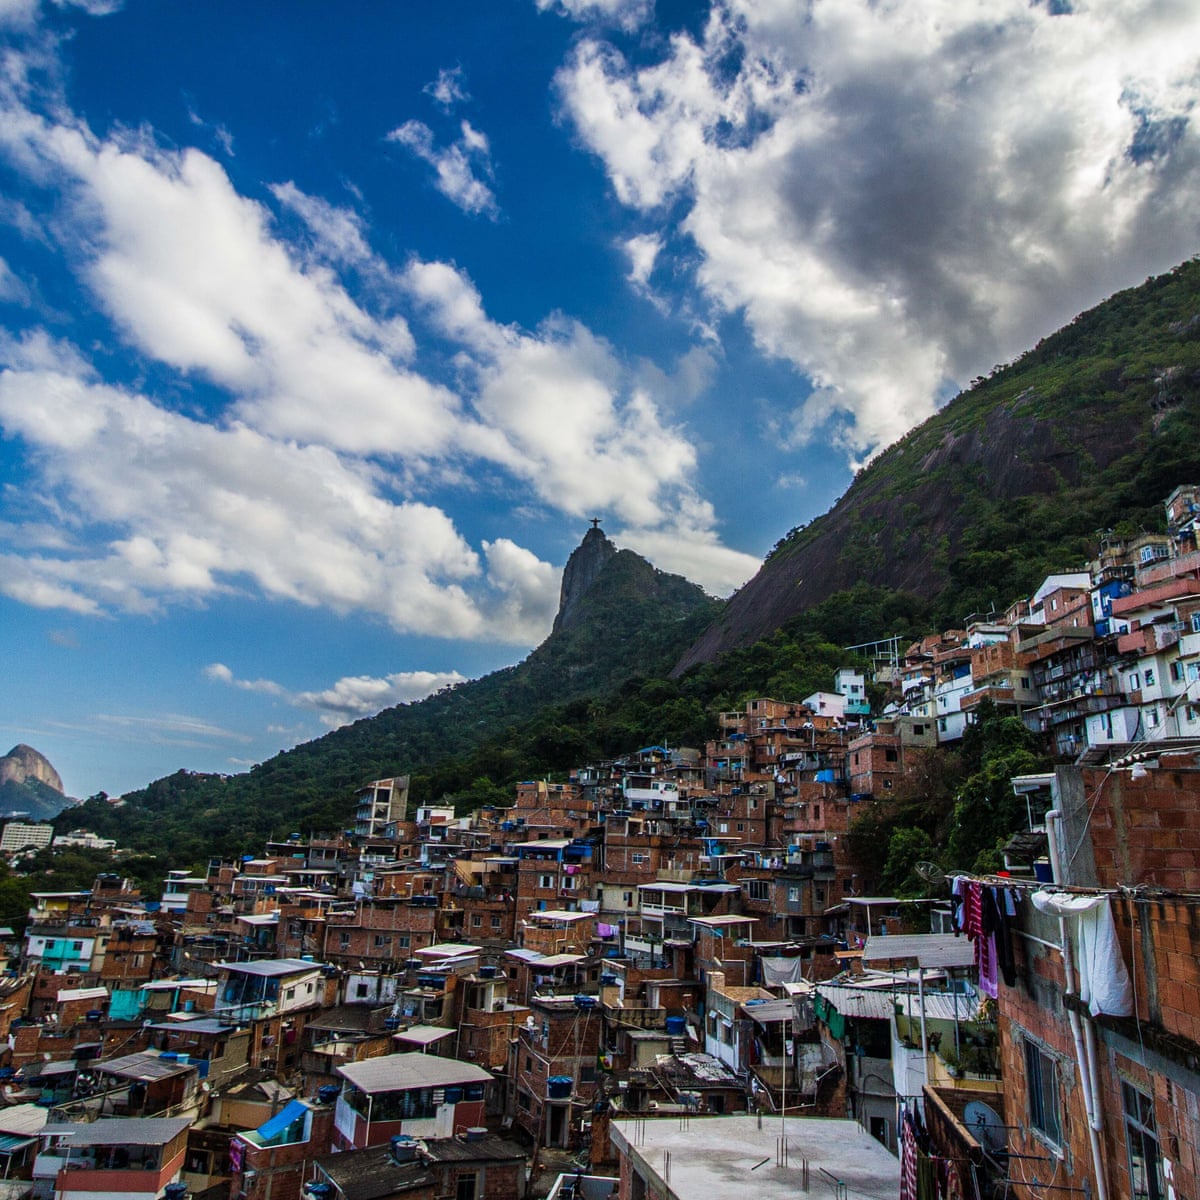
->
[0,1135,35,1154]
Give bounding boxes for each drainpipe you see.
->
[1044,804,1108,1200]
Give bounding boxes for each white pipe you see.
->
[1043,804,1109,1200]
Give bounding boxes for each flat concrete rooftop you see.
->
[612,1114,897,1200]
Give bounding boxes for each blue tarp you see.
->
[255,1099,309,1146]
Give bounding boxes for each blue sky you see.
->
[1,0,1197,800]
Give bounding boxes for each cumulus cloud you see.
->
[0,69,757,648]
[0,344,547,637]
[387,118,498,218]
[423,66,469,111]
[556,0,1200,462]
[207,661,467,727]
[535,0,652,34]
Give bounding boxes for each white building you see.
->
[0,822,54,853]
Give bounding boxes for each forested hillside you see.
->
[676,259,1200,670]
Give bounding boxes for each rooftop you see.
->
[337,1052,493,1094]
[612,1114,897,1200]
[42,1117,192,1147]
[215,957,325,977]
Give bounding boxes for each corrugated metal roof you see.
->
[861,933,975,969]
[816,983,983,1023]
[215,957,323,976]
[44,1118,191,1146]
[337,1051,493,1094]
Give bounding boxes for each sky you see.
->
[0,0,1197,800]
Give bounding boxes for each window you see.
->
[747,880,770,901]
[455,1171,479,1200]
[1170,660,1184,682]
[813,805,820,820]
[1145,668,1156,687]
[1191,611,1200,634]
[631,853,648,865]
[1024,1039,1062,1146]
[491,915,501,928]
[373,934,391,948]
[340,932,352,949]
[471,914,482,927]
[1129,672,1140,690]
[885,748,898,762]
[736,822,744,832]
[787,886,801,903]
[1122,1082,1164,1200]
[355,983,370,998]
[539,874,554,889]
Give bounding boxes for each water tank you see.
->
[665,1016,686,1035]
[443,1086,463,1105]
[303,1185,333,1199]
[547,1076,573,1099]
[465,1126,486,1142]
[479,965,498,979]
[573,995,597,1011]
[317,1085,340,1105]
[164,1185,188,1200]
[390,1135,418,1163]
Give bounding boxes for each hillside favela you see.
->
[6,5,1200,1200]
[6,309,1200,1200]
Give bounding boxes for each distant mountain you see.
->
[0,744,71,823]
[676,259,1200,671]
[61,527,718,859]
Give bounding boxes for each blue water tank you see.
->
[547,1075,573,1098]
[317,1085,340,1105]
[665,1015,686,1035]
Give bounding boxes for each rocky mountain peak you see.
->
[553,522,618,633]
[0,744,64,794]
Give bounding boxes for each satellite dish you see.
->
[915,861,947,887]
[963,1099,1007,1157]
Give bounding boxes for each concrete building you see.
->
[0,821,53,853]
[610,1114,898,1199]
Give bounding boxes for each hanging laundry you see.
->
[981,886,1019,989]
[1030,890,1134,1016]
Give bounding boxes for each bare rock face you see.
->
[553,525,618,634]
[0,744,64,794]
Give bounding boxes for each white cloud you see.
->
[208,661,467,727]
[423,66,469,111]
[93,711,253,747]
[0,80,758,645]
[387,118,498,218]
[0,256,31,304]
[535,0,652,34]
[0,348,556,637]
[556,0,1200,462]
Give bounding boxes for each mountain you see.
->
[0,744,71,822]
[675,259,1200,672]
[60,527,718,860]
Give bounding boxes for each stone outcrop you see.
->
[553,524,618,633]
[0,744,64,794]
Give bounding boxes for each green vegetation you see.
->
[731,258,1200,646]
[845,701,1051,896]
